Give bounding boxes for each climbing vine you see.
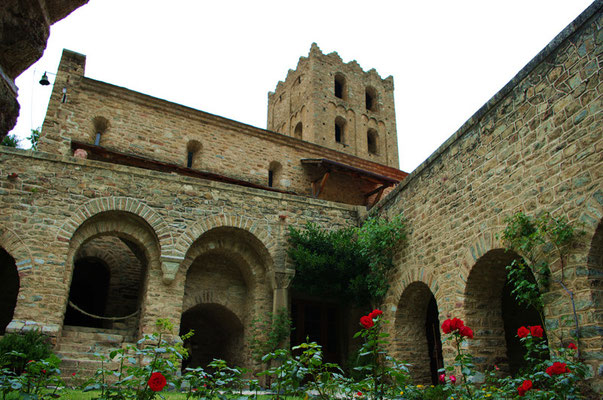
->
[500,211,582,347]
[287,215,407,307]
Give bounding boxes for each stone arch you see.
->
[393,281,444,385]
[0,227,34,272]
[179,226,274,370]
[63,211,161,334]
[0,246,19,334]
[464,248,545,374]
[0,228,34,333]
[56,197,175,257]
[174,215,277,265]
[180,303,245,369]
[181,226,272,289]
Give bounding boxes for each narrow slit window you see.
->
[367,129,378,154]
[334,74,346,99]
[335,117,346,144]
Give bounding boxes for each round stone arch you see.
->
[62,211,162,334]
[0,228,28,333]
[463,248,545,375]
[56,197,175,257]
[174,214,277,273]
[178,225,275,369]
[390,269,443,385]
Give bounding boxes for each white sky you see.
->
[9,0,595,173]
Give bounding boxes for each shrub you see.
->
[0,330,53,374]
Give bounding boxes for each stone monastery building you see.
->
[0,0,601,391]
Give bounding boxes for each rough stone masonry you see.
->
[0,0,601,391]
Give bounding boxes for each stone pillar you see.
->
[271,269,295,314]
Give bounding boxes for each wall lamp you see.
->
[39,71,56,86]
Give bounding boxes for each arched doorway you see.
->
[64,212,157,336]
[180,227,273,370]
[64,257,110,328]
[394,282,444,384]
[465,249,546,374]
[0,248,19,334]
[180,304,244,369]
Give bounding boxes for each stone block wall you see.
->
[37,49,405,207]
[0,146,360,369]
[372,2,602,389]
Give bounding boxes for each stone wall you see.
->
[0,146,360,369]
[37,50,405,207]
[372,2,602,389]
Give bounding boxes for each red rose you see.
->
[529,325,543,338]
[72,372,76,376]
[439,373,446,383]
[517,326,530,338]
[442,318,464,334]
[441,319,452,334]
[567,342,577,350]
[517,380,532,396]
[148,372,167,392]
[546,362,569,376]
[450,318,464,331]
[369,309,383,319]
[360,315,374,329]
[459,326,473,339]
[356,392,363,397]
[449,375,456,384]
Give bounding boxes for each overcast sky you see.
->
[9,0,595,172]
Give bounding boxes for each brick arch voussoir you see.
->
[390,268,440,322]
[580,194,603,246]
[0,227,35,277]
[175,215,277,264]
[56,197,174,257]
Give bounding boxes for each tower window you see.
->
[92,116,110,146]
[294,122,303,139]
[334,74,346,99]
[367,129,378,154]
[335,117,346,144]
[186,140,202,169]
[268,161,282,188]
[366,87,378,112]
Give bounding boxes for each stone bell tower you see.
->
[267,43,399,169]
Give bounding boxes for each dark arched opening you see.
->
[334,74,346,99]
[64,257,110,328]
[0,248,19,334]
[294,122,303,140]
[426,295,444,385]
[465,249,546,374]
[395,282,444,384]
[180,303,244,369]
[367,129,378,154]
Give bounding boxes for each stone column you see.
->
[271,269,295,314]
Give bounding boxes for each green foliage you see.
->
[27,129,40,151]
[84,319,186,400]
[1,134,19,148]
[0,330,53,374]
[248,307,291,363]
[499,211,579,312]
[288,215,406,306]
